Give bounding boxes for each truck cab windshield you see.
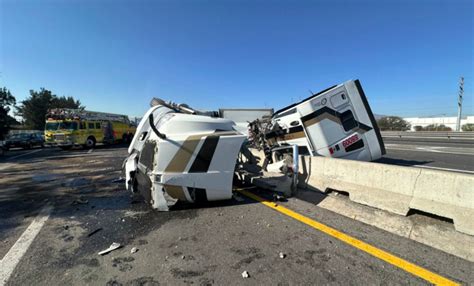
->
[58,121,78,130]
[45,122,60,130]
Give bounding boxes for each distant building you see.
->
[403,116,474,131]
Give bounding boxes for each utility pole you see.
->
[456,76,464,131]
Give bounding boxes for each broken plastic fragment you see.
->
[279,252,286,259]
[98,242,121,255]
[112,177,125,183]
[72,198,89,205]
[87,228,103,237]
[242,271,250,278]
[273,194,285,201]
[131,247,138,254]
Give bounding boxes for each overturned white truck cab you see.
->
[124,99,246,211]
[262,80,385,161]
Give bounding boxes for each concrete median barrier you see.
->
[298,156,474,236]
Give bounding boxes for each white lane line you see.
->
[383,135,474,140]
[386,147,474,156]
[0,204,53,286]
[6,149,43,161]
[415,147,443,153]
[413,165,474,174]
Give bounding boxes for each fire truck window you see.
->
[80,122,86,129]
[340,110,358,131]
[88,122,94,129]
[95,123,101,129]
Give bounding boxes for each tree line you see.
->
[0,87,83,139]
[376,116,473,131]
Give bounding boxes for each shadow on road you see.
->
[375,157,432,166]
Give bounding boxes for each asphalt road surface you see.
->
[379,138,474,173]
[0,146,472,285]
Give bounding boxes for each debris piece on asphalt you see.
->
[233,194,244,202]
[279,252,286,259]
[121,218,125,222]
[242,271,250,278]
[87,227,103,237]
[72,198,89,205]
[131,247,138,254]
[98,242,122,255]
[181,255,185,260]
[273,194,285,201]
[112,177,125,183]
[63,225,69,230]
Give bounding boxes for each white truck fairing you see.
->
[125,99,246,211]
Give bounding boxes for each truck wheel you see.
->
[85,137,96,149]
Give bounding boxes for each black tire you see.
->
[84,137,96,149]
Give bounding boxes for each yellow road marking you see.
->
[237,190,459,286]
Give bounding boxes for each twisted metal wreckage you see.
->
[123,80,386,210]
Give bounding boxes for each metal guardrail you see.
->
[381,131,474,139]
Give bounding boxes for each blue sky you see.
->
[1,0,472,118]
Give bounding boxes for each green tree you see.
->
[461,124,474,132]
[0,87,17,139]
[16,88,83,130]
[51,96,82,109]
[377,116,411,131]
[423,124,452,131]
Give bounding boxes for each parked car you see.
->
[4,133,45,150]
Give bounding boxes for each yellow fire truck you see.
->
[44,108,136,150]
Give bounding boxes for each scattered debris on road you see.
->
[279,252,286,259]
[87,227,103,237]
[273,194,286,202]
[131,247,138,254]
[112,177,125,183]
[72,198,89,205]
[233,194,245,202]
[241,271,250,278]
[98,242,122,255]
